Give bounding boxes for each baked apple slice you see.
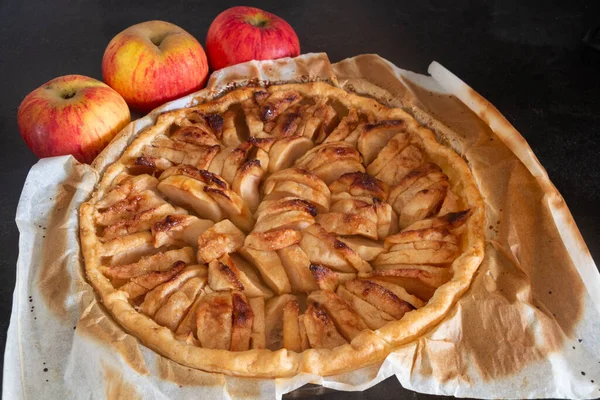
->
[154,276,206,331]
[239,247,291,295]
[208,258,245,292]
[248,297,266,349]
[96,174,158,209]
[264,294,297,350]
[196,220,245,263]
[277,244,320,292]
[151,214,214,248]
[104,247,196,280]
[366,132,411,176]
[245,229,302,251]
[336,285,395,330]
[118,260,186,301]
[302,302,347,349]
[343,279,414,320]
[374,145,424,186]
[363,264,452,301]
[138,264,207,318]
[282,298,303,352]
[157,175,224,222]
[308,263,339,292]
[228,254,274,298]
[196,292,233,350]
[307,290,368,341]
[268,137,314,173]
[337,237,385,261]
[232,159,264,213]
[329,171,388,201]
[357,120,407,165]
[230,292,254,351]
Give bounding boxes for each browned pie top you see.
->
[79,82,485,378]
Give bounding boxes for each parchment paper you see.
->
[4,53,600,399]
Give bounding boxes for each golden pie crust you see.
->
[80,82,485,378]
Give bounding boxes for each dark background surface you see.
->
[1,0,599,398]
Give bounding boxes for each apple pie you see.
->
[80,82,484,377]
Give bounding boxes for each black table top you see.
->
[1,0,599,398]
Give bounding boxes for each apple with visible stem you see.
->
[17,75,131,164]
[102,20,209,112]
[206,6,301,71]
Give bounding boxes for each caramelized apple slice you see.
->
[374,241,460,266]
[323,109,359,143]
[337,237,385,262]
[229,254,274,298]
[277,244,319,292]
[329,171,388,201]
[96,174,158,209]
[344,279,414,319]
[245,229,302,251]
[151,214,214,248]
[300,224,372,273]
[96,189,166,226]
[157,175,224,222]
[248,297,266,349]
[207,147,234,176]
[102,203,179,240]
[308,263,339,292]
[119,261,186,300]
[307,290,368,341]
[104,247,196,280]
[384,227,458,249]
[232,159,264,213]
[255,197,317,221]
[316,212,378,240]
[264,168,331,197]
[159,164,228,189]
[387,163,447,213]
[282,299,302,352]
[374,145,424,186]
[154,276,206,331]
[174,293,205,346]
[196,292,233,350]
[208,258,244,291]
[365,279,425,309]
[303,302,347,349]
[357,120,407,165]
[204,186,254,232]
[254,209,315,233]
[268,137,314,173]
[264,294,297,350]
[366,132,411,176]
[398,181,449,229]
[239,247,291,295]
[230,292,254,351]
[138,264,206,318]
[171,124,220,147]
[196,220,245,263]
[311,160,366,186]
[336,286,395,330]
[363,264,451,301]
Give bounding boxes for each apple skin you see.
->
[206,6,300,71]
[17,75,131,164]
[102,20,208,112]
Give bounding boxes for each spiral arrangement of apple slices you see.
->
[81,82,478,357]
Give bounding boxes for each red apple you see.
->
[17,75,131,164]
[102,20,208,112]
[206,6,300,71]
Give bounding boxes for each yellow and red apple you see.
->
[102,20,209,112]
[17,75,130,164]
[206,6,300,71]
